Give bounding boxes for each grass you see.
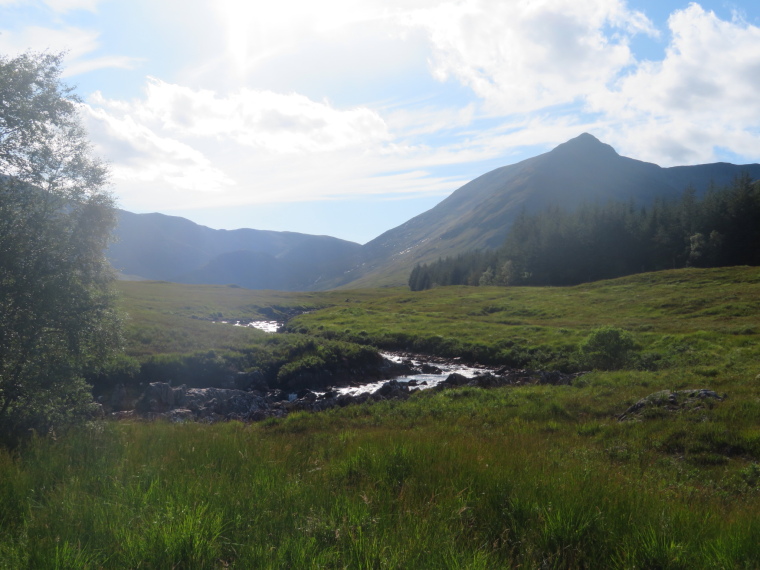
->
[2,266,759,567]
[2,395,760,568]
[116,267,760,368]
[283,266,760,371]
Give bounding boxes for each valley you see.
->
[4,133,760,568]
[3,14,760,566]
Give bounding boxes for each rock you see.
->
[468,373,507,388]
[136,382,178,413]
[619,389,725,421]
[183,387,267,417]
[163,408,194,423]
[374,379,411,400]
[119,353,596,425]
[380,358,416,379]
[249,410,269,421]
[441,373,470,387]
[537,370,588,386]
[296,389,317,401]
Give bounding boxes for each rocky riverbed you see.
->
[109,353,588,423]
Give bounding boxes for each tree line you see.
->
[409,174,760,290]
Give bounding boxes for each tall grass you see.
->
[2,387,760,569]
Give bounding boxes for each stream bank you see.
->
[109,352,587,423]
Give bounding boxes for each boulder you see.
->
[468,373,506,388]
[136,382,179,413]
[111,410,136,420]
[441,373,470,387]
[619,389,725,421]
[373,379,411,400]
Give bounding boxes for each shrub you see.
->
[579,327,638,370]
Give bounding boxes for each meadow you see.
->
[1,267,760,568]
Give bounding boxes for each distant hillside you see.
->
[108,211,360,291]
[337,133,760,288]
[109,134,760,291]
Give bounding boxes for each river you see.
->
[220,320,496,395]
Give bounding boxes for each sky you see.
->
[2,0,760,244]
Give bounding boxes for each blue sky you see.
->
[2,0,760,244]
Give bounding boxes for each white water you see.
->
[234,320,281,333]
[333,353,490,396]
[215,320,281,333]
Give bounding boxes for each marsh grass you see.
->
[286,266,760,371]
[2,379,760,569]
[2,267,758,567]
[115,268,760,377]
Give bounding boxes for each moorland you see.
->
[2,266,760,568]
[4,50,760,570]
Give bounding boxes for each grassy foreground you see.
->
[1,267,759,567]
[1,392,760,569]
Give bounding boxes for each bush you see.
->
[579,327,638,370]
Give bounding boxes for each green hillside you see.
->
[2,266,760,567]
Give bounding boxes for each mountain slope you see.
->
[109,134,760,291]
[338,133,760,287]
[108,210,360,290]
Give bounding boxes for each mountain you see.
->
[108,134,760,290]
[336,133,760,287]
[108,210,360,290]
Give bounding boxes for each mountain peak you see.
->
[549,132,619,158]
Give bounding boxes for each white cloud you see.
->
[211,0,389,78]
[63,54,140,77]
[81,103,236,194]
[83,80,420,209]
[588,3,760,164]
[388,1,760,166]
[404,0,656,114]
[91,79,390,153]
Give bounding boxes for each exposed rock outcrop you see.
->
[618,389,725,421]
